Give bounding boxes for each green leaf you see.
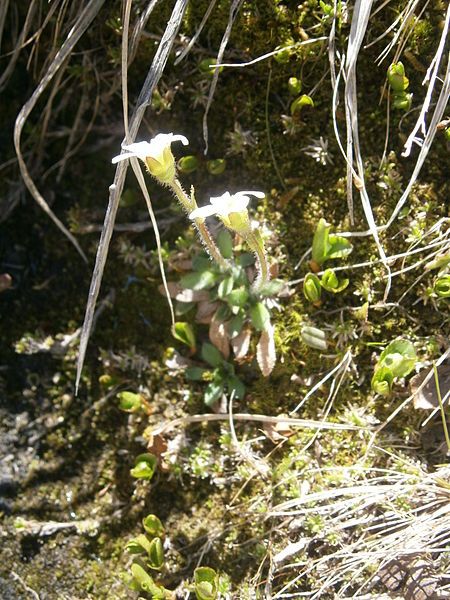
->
[216,229,233,259]
[311,218,330,266]
[378,339,417,378]
[226,376,246,400]
[207,158,226,175]
[371,366,394,397]
[250,302,271,332]
[142,515,164,538]
[148,537,164,570]
[185,367,208,381]
[178,155,199,174]
[320,269,349,293]
[257,279,286,297]
[311,219,353,268]
[172,322,196,351]
[180,270,217,290]
[130,453,157,480]
[194,567,218,600]
[226,287,249,307]
[175,300,195,316]
[117,391,142,413]
[204,382,224,407]
[303,273,322,304]
[192,255,212,272]
[236,252,255,267]
[290,94,314,115]
[217,275,234,299]
[126,534,152,555]
[215,304,232,321]
[228,315,244,338]
[201,342,224,368]
[327,235,353,260]
[434,275,450,298]
[301,326,327,351]
[130,563,155,591]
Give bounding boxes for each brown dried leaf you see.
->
[231,327,251,360]
[263,420,295,442]
[410,364,450,410]
[195,300,219,323]
[209,312,230,359]
[257,324,276,377]
[158,282,209,303]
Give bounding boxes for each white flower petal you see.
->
[171,134,189,146]
[237,190,265,199]
[121,141,154,160]
[111,152,136,164]
[189,205,219,220]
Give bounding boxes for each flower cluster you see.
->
[112,134,268,287]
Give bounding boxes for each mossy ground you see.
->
[0,1,449,598]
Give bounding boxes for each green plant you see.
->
[162,229,283,389]
[193,567,218,600]
[130,453,157,480]
[387,62,412,111]
[123,513,171,598]
[371,339,417,396]
[310,218,353,272]
[186,342,245,407]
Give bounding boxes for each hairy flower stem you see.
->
[247,232,270,291]
[170,179,229,270]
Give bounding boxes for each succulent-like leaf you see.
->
[378,339,417,378]
[117,391,142,413]
[142,515,164,538]
[172,322,196,351]
[130,453,157,480]
[301,325,327,351]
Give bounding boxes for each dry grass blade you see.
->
[202,0,244,153]
[128,0,159,64]
[271,462,450,598]
[75,0,189,393]
[344,0,392,299]
[13,0,106,263]
[174,0,217,66]
[0,0,10,53]
[0,0,37,91]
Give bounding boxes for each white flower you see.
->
[189,190,265,235]
[189,191,264,220]
[112,133,188,183]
